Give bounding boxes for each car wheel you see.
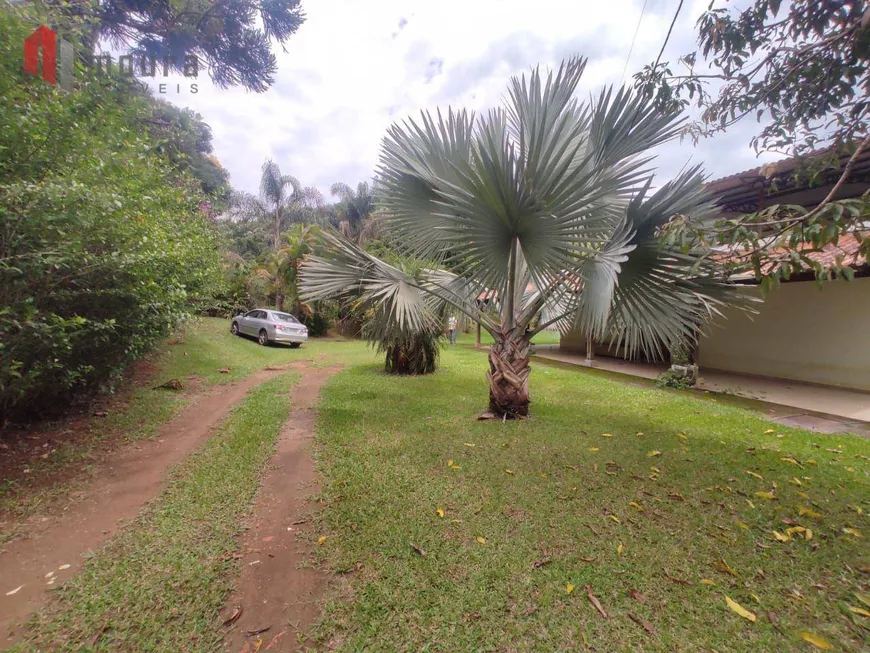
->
[290,342,301,349]
[231,322,239,335]
[258,329,269,346]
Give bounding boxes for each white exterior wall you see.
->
[698,277,870,391]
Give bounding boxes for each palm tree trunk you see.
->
[487,335,530,418]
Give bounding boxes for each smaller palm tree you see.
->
[274,223,321,316]
[330,181,374,241]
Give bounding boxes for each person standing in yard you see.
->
[447,315,458,345]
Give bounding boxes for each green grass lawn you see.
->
[454,328,561,347]
[313,346,870,651]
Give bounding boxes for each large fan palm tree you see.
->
[301,57,741,418]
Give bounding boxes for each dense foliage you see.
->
[636,0,870,286]
[40,0,306,92]
[215,163,384,333]
[0,8,222,423]
[145,100,231,200]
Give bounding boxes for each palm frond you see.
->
[330,182,353,200]
[554,168,752,357]
[299,231,435,335]
[259,159,285,207]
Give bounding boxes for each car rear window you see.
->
[272,312,300,323]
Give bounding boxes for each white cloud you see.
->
[146,0,779,197]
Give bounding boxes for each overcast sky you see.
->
[147,0,779,198]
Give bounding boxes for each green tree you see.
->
[259,159,302,252]
[0,8,222,423]
[274,222,321,316]
[145,99,231,200]
[42,0,306,92]
[301,58,738,418]
[635,0,870,285]
[330,181,374,241]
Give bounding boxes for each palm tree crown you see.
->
[301,56,742,418]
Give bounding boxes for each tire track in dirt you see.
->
[0,369,285,645]
[223,364,341,653]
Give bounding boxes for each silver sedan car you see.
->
[230,309,309,347]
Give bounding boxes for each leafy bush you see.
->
[655,369,696,390]
[0,9,222,422]
[300,311,331,337]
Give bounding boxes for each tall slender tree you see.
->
[259,159,301,253]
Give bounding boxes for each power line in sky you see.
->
[653,0,686,70]
[620,0,649,86]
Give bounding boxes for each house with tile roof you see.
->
[560,150,870,391]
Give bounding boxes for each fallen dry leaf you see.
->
[475,536,487,544]
[843,527,862,538]
[628,589,646,602]
[797,632,832,649]
[725,596,756,622]
[617,543,624,557]
[847,605,870,617]
[629,501,644,512]
[223,605,243,627]
[780,456,801,466]
[436,508,445,518]
[245,625,271,637]
[410,542,426,557]
[798,505,822,518]
[584,585,609,618]
[664,568,694,585]
[745,470,764,480]
[317,536,329,545]
[772,530,791,543]
[217,368,231,374]
[588,447,600,452]
[754,491,776,500]
[566,583,575,594]
[5,585,23,596]
[699,579,716,586]
[647,450,662,457]
[628,612,655,634]
[855,592,870,608]
[713,559,739,578]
